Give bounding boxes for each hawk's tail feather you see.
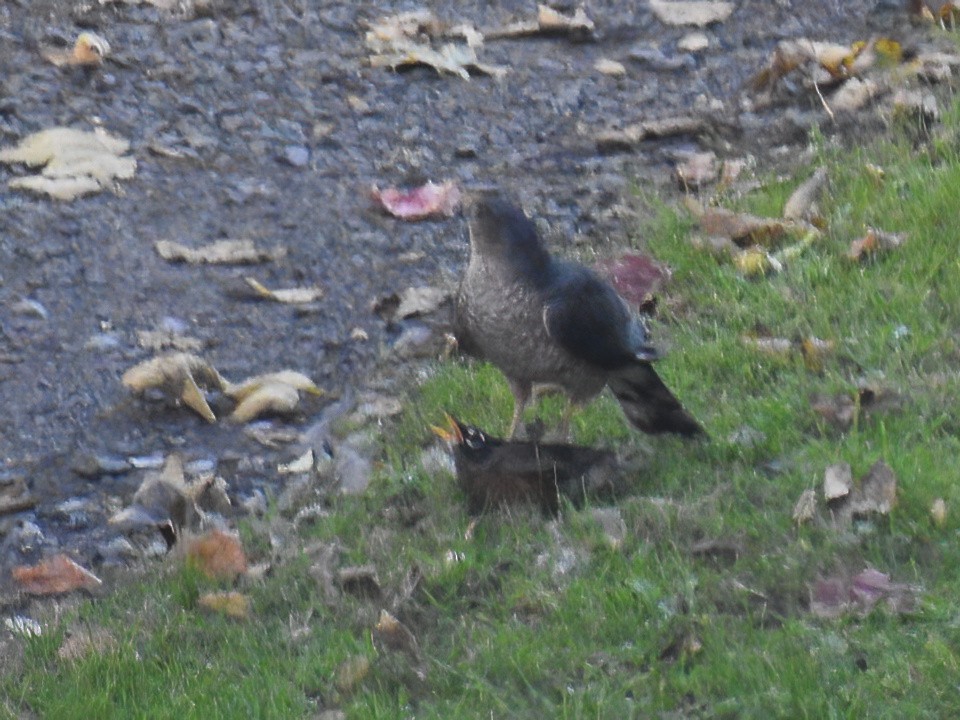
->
[608,363,705,438]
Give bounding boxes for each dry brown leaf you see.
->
[154,239,284,264]
[649,0,734,27]
[184,529,248,581]
[243,277,323,304]
[13,554,102,595]
[336,655,372,694]
[847,227,907,261]
[595,116,706,151]
[783,167,828,220]
[675,151,718,189]
[122,352,225,422]
[487,4,595,39]
[41,32,111,67]
[372,609,422,662]
[0,127,136,200]
[198,591,252,620]
[800,336,835,372]
[699,207,803,247]
[793,488,817,525]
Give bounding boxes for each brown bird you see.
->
[454,195,704,439]
[432,414,624,517]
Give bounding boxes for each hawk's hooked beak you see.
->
[430,413,464,443]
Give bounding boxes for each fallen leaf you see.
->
[243,277,323,304]
[847,227,907,261]
[487,4,595,39]
[396,286,450,319]
[41,32,110,67]
[184,529,248,582]
[829,77,880,113]
[595,116,706,151]
[122,352,226,422]
[371,181,461,220]
[154,239,285,264]
[824,462,853,500]
[649,0,734,26]
[336,655,372,694]
[0,127,136,200]
[675,151,718,189]
[278,448,314,474]
[733,246,781,276]
[595,58,626,76]
[783,167,828,220]
[225,370,321,423]
[741,335,792,358]
[800,336,835,372]
[699,207,801,247]
[594,253,670,311]
[931,498,947,526]
[811,568,920,618]
[372,609,422,662]
[109,454,196,533]
[793,488,817,525]
[0,476,36,516]
[812,393,856,430]
[198,591,252,620]
[13,554,102,595]
[850,460,897,516]
[57,628,118,661]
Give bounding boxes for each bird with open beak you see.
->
[432,414,623,517]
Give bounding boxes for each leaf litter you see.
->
[0,127,136,200]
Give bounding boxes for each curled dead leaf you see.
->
[793,488,817,525]
[225,371,321,401]
[42,32,111,67]
[154,239,285,264]
[372,181,461,220]
[372,609,422,662]
[243,277,323,304]
[184,530,248,581]
[122,352,225,422]
[13,554,102,595]
[847,227,907,261]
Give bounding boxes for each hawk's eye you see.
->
[464,428,485,450]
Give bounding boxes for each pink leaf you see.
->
[594,253,670,310]
[371,181,461,220]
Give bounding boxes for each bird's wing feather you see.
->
[543,263,653,370]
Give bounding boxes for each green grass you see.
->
[6,115,960,718]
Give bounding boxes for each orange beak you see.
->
[430,413,463,443]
